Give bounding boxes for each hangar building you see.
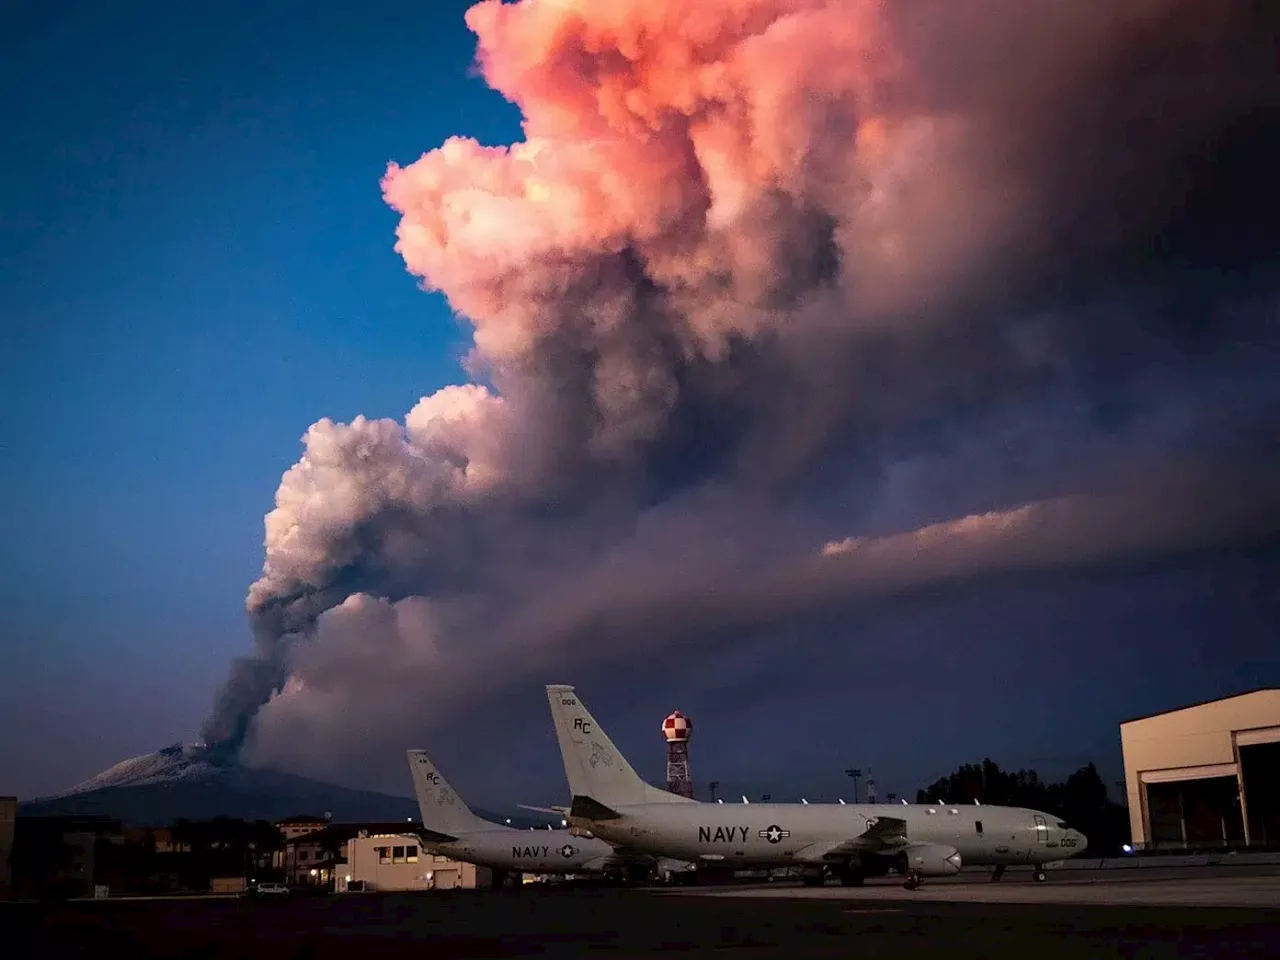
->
[1121,689,1279,849]
[335,833,489,892]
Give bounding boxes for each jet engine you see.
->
[899,844,963,877]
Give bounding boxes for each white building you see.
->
[336,833,490,892]
[1120,688,1280,849]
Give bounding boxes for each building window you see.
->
[393,845,405,863]
[377,846,390,864]
[406,845,418,863]
[298,850,309,861]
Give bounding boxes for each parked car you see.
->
[247,881,289,897]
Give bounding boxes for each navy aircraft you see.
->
[545,685,1089,889]
[406,749,689,883]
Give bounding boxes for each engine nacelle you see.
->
[900,843,963,877]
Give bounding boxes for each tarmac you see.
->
[6,866,1278,958]
[677,864,1280,908]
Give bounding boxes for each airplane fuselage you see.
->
[572,801,1086,871]
[423,827,615,874]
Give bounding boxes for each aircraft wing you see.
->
[415,827,460,845]
[517,804,570,816]
[592,847,695,875]
[791,815,910,864]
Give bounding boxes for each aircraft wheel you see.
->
[990,865,1006,882]
[1033,868,1047,882]
[903,872,922,891]
[837,867,864,887]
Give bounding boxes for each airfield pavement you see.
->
[680,864,1280,908]
[7,866,1279,958]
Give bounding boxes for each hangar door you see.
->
[1143,770,1245,848]
[1239,734,1280,846]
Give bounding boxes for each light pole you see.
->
[845,768,862,804]
[709,781,721,802]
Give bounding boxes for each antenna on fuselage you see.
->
[838,798,846,804]
[801,798,809,804]
[900,798,908,805]
[742,795,750,804]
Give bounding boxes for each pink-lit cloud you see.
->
[206,0,1280,776]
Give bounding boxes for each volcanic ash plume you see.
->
[204,0,1280,762]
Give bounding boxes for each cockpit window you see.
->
[1056,821,1070,830]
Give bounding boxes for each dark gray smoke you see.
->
[205,0,1280,765]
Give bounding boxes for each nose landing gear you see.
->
[1032,866,1047,882]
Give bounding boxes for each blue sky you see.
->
[1,0,517,796]
[3,0,1276,810]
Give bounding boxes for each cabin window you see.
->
[975,820,984,835]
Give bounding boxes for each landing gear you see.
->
[800,870,826,887]
[990,864,1006,882]
[1032,866,1047,883]
[834,865,864,887]
[903,871,923,891]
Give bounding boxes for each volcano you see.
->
[17,742,423,826]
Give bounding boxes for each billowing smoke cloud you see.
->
[205,0,1280,771]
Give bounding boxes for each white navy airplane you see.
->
[546,685,1090,889]
[407,749,685,883]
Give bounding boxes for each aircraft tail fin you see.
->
[406,750,495,836]
[546,685,697,808]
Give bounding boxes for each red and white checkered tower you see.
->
[662,711,694,798]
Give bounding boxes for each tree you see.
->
[916,759,1131,856]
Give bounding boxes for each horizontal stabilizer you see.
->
[517,804,570,816]
[415,827,460,844]
[570,794,623,822]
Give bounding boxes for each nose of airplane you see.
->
[1070,829,1088,853]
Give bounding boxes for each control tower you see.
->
[662,711,694,798]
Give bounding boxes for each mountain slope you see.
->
[18,743,526,827]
